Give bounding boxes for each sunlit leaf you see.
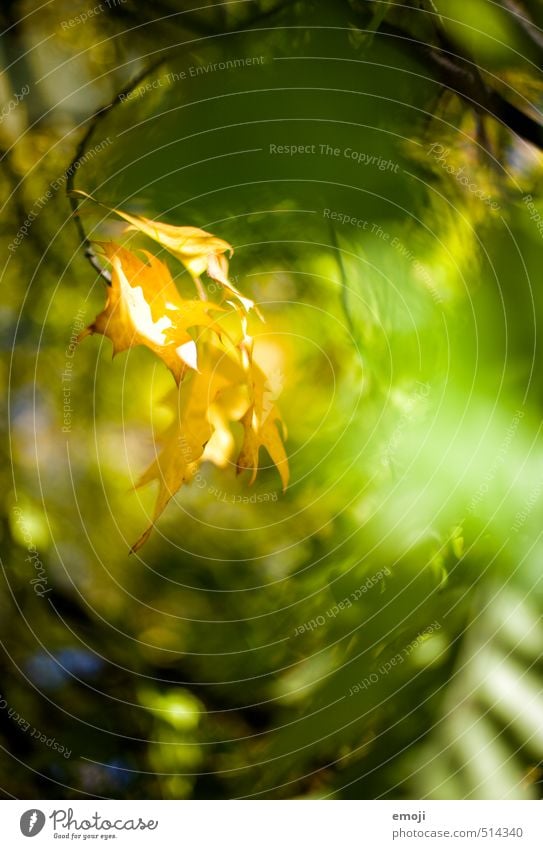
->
[131,345,247,551]
[70,190,255,313]
[236,341,289,491]
[80,242,224,383]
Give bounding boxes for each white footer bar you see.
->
[4,800,541,848]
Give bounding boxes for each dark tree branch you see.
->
[501,0,543,53]
[66,56,168,285]
[355,11,543,150]
[431,23,543,149]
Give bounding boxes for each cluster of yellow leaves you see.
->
[73,192,288,551]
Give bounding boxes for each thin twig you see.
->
[66,0,296,284]
[328,220,356,339]
[66,55,168,284]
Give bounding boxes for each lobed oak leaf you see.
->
[203,382,251,468]
[79,242,224,383]
[131,345,249,552]
[72,191,289,551]
[71,189,255,314]
[236,349,289,492]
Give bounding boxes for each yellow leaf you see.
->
[236,350,289,491]
[80,242,223,384]
[131,345,249,552]
[203,382,251,468]
[71,190,255,313]
[71,192,289,551]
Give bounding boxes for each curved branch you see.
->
[65,1,303,285]
[66,56,167,285]
[348,3,543,151]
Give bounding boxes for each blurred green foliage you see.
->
[1,0,543,799]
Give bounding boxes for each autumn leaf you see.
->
[131,339,289,551]
[72,191,288,551]
[79,242,224,383]
[131,345,250,552]
[70,189,256,314]
[236,344,289,492]
[131,409,207,554]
